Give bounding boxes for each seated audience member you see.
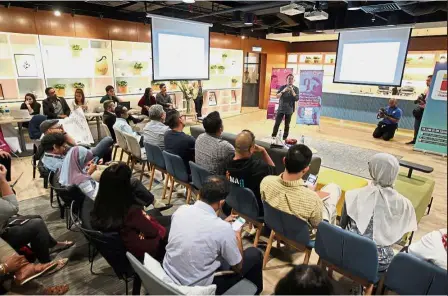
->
[71,88,88,112]
[163,176,263,295]
[20,93,41,115]
[341,153,417,272]
[138,87,156,116]
[102,100,117,142]
[0,149,11,182]
[164,110,195,172]
[113,105,139,137]
[142,105,169,150]
[100,85,142,124]
[91,163,169,261]
[225,130,276,215]
[408,228,447,270]
[58,146,99,200]
[274,264,334,295]
[373,98,402,141]
[40,133,70,173]
[155,83,173,112]
[261,144,342,228]
[0,165,70,270]
[42,87,70,119]
[195,111,234,175]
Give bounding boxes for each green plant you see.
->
[117,81,128,87]
[222,53,228,58]
[218,65,225,70]
[133,62,143,69]
[71,44,82,51]
[73,82,85,89]
[313,56,320,59]
[231,78,238,83]
[210,65,218,70]
[169,81,177,85]
[54,84,66,90]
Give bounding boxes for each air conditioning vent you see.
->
[361,3,401,14]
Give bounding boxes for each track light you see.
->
[146,12,151,18]
[347,1,361,10]
[244,13,254,26]
[54,10,61,16]
[371,14,376,22]
[182,0,195,3]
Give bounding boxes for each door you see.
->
[242,52,260,107]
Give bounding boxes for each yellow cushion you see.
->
[316,167,369,216]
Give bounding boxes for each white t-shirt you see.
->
[409,229,447,270]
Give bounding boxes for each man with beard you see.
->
[42,87,71,119]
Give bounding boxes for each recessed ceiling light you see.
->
[182,0,195,3]
[241,35,246,39]
[54,10,61,16]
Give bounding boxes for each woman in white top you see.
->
[341,153,418,271]
[409,229,447,270]
[59,146,98,200]
[72,88,89,112]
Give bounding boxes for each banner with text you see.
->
[267,68,293,119]
[296,70,323,125]
[414,62,447,155]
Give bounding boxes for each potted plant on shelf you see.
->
[231,78,238,87]
[218,65,226,74]
[133,62,143,75]
[222,52,228,62]
[313,56,320,64]
[117,81,128,94]
[176,81,195,114]
[71,44,82,57]
[73,82,85,93]
[54,84,66,97]
[210,65,218,75]
[305,56,312,64]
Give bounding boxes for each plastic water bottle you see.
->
[300,135,305,144]
[4,105,10,116]
[277,129,283,143]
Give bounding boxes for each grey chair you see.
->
[123,132,147,181]
[162,151,194,204]
[189,161,211,192]
[226,186,264,247]
[262,202,315,269]
[126,252,258,295]
[144,142,169,198]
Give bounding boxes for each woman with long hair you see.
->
[137,87,156,116]
[72,88,88,112]
[90,163,169,261]
[20,93,41,115]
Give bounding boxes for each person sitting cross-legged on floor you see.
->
[261,144,342,228]
[163,176,263,295]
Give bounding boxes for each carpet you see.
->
[262,136,402,179]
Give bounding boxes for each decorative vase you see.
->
[232,82,237,87]
[133,68,142,75]
[118,86,128,94]
[96,56,108,75]
[72,50,81,57]
[218,69,225,74]
[55,89,65,97]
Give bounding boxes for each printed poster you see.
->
[414,62,447,155]
[62,108,94,145]
[296,70,323,125]
[267,68,293,119]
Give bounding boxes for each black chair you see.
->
[144,142,169,199]
[226,186,264,247]
[262,202,315,269]
[28,114,46,180]
[70,203,141,295]
[189,161,211,194]
[162,151,195,205]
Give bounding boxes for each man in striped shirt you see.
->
[260,144,341,228]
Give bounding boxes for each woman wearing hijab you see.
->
[408,229,447,270]
[58,146,99,200]
[340,153,417,271]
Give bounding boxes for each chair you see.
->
[113,128,131,164]
[382,253,447,295]
[226,186,264,247]
[315,221,380,295]
[126,252,257,295]
[122,132,147,181]
[144,142,169,199]
[28,114,46,179]
[189,161,211,193]
[162,151,194,205]
[262,202,315,269]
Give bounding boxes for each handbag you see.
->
[413,106,424,120]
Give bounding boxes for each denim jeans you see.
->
[91,136,113,160]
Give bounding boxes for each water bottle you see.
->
[277,129,283,143]
[4,105,10,116]
[300,135,305,144]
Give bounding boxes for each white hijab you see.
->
[345,153,417,246]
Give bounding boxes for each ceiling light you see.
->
[182,0,195,3]
[54,10,61,16]
[244,13,254,26]
[347,1,361,11]
[146,12,151,18]
[241,35,246,39]
[371,14,376,22]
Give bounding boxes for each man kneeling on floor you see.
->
[163,176,263,295]
[373,98,402,141]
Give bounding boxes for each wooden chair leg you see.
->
[130,158,135,172]
[119,149,124,161]
[139,161,146,181]
[303,248,312,264]
[186,187,192,204]
[263,230,276,269]
[161,171,168,200]
[364,284,374,295]
[127,154,131,166]
[167,176,175,205]
[112,146,117,161]
[148,164,155,190]
[253,226,262,247]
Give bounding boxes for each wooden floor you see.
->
[9,107,447,295]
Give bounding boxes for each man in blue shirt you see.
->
[373,98,402,141]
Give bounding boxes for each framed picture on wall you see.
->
[231,90,237,104]
[0,84,4,100]
[14,54,38,77]
[208,91,217,106]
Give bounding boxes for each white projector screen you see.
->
[334,27,412,86]
[151,16,211,81]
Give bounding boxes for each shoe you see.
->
[14,261,58,285]
[406,140,416,145]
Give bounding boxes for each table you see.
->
[85,112,103,140]
[0,116,31,155]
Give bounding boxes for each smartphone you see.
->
[232,217,246,231]
[306,174,318,186]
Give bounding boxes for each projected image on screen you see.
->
[334,27,411,86]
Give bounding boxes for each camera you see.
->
[377,107,386,119]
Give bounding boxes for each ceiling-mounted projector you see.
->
[304,10,329,21]
[280,3,305,16]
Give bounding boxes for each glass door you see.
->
[242,52,260,107]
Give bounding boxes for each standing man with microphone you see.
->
[271,74,300,141]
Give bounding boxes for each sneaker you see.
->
[406,140,416,145]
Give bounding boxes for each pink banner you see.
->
[296,70,323,125]
[267,68,293,120]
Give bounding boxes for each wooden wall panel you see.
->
[0,7,37,35]
[137,23,151,43]
[74,15,109,40]
[107,19,138,42]
[34,10,75,37]
[408,36,448,51]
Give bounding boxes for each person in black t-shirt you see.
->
[225,130,276,216]
[164,110,195,174]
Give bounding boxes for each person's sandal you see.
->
[45,258,69,275]
[39,284,70,295]
[49,241,75,255]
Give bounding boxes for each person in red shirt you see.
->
[138,87,157,117]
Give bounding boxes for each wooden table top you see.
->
[0,116,30,124]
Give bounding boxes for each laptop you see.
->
[10,109,32,120]
[119,101,131,109]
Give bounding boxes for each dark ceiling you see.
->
[4,1,448,39]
